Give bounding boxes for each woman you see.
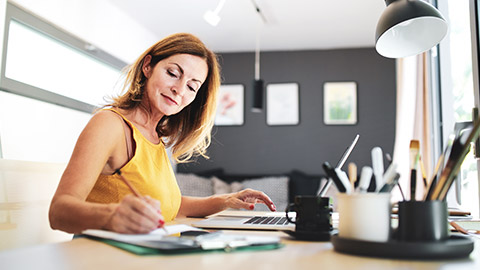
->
[49,33,276,235]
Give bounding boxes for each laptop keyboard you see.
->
[243,216,290,226]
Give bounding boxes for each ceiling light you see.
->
[204,0,226,27]
[251,0,266,113]
[375,0,448,58]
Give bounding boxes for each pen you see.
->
[371,147,384,192]
[382,163,398,187]
[336,134,360,169]
[379,173,400,193]
[322,161,346,193]
[115,169,168,234]
[335,168,353,194]
[356,166,373,193]
[318,134,360,196]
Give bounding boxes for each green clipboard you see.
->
[80,234,283,256]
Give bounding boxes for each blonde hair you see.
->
[109,33,220,163]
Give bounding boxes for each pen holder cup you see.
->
[397,200,449,242]
[285,196,332,233]
[337,193,392,242]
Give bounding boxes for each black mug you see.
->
[286,196,332,232]
[397,200,449,242]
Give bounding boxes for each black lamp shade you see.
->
[375,0,448,58]
[252,79,264,113]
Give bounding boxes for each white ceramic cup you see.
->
[337,193,391,242]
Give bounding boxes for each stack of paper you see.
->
[82,224,281,253]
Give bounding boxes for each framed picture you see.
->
[323,82,357,125]
[215,84,244,126]
[266,82,299,126]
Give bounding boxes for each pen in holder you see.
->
[397,200,449,242]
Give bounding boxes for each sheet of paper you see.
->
[455,220,480,230]
[82,224,202,242]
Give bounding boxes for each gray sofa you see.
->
[175,169,327,212]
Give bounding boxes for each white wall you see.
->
[11,0,158,63]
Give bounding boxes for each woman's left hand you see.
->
[225,188,276,211]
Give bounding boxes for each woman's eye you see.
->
[167,70,178,78]
[188,85,197,92]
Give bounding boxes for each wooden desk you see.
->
[1,213,479,270]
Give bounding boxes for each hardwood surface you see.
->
[1,211,479,270]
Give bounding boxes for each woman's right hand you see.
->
[104,195,164,234]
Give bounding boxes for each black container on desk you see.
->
[285,196,332,241]
[331,199,474,259]
[397,200,449,242]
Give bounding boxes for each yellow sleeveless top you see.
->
[86,109,181,221]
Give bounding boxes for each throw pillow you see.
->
[211,176,243,194]
[175,173,213,197]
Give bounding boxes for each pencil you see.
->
[348,162,357,190]
[115,169,142,197]
[114,169,168,234]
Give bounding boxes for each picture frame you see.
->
[266,82,299,126]
[323,82,357,125]
[214,84,244,126]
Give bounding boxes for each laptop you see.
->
[192,211,296,231]
[192,134,359,231]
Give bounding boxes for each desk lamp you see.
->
[375,0,448,58]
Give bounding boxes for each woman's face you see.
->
[142,53,208,117]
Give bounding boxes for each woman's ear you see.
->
[142,55,152,78]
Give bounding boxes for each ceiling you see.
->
[109,0,387,53]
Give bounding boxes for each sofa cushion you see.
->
[242,176,289,212]
[194,168,225,178]
[211,176,243,194]
[175,173,213,197]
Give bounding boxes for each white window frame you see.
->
[0,1,127,159]
[434,0,480,215]
[0,1,126,113]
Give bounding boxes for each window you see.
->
[0,91,91,163]
[437,0,479,217]
[5,20,122,107]
[0,2,127,163]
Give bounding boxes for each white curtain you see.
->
[392,53,433,202]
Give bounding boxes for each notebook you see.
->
[192,211,296,231]
[82,224,282,254]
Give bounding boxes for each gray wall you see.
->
[179,48,396,175]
